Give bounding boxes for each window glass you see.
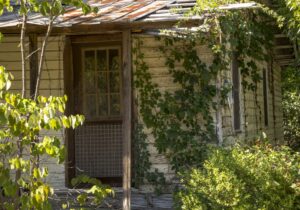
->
[86,94,97,118]
[110,72,120,93]
[83,48,121,119]
[99,94,108,116]
[110,94,121,115]
[98,72,108,93]
[97,50,107,71]
[109,49,119,71]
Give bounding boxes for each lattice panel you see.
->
[75,123,122,177]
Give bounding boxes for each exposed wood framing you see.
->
[29,34,38,98]
[0,20,201,35]
[274,33,296,67]
[122,30,132,210]
[274,45,293,49]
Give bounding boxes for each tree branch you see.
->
[34,16,54,100]
[20,6,27,98]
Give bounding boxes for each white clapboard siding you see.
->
[0,36,30,96]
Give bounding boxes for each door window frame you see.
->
[65,35,124,187]
[81,46,123,122]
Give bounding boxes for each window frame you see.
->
[232,52,242,132]
[81,46,122,122]
[263,68,269,127]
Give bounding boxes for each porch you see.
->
[50,189,173,210]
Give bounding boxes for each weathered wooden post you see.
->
[122,29,132,210]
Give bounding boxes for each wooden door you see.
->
[71,42,123,186]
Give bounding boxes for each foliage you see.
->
[70,175,113,208]
[132,123,166,193]
[0,1,112,209]
[0,0,98,99]
[0,66,111,209]
[134,36,217,172]
[0,0,98,17]
[175,141,300,210]
[268,0,300,40]
[282,66,300,149]
[134,6,273,173]
[264,0,300,148]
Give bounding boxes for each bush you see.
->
[175,142,300,210]
[283,92,300,149]
[282,65,300,150]
[0,67,112,209]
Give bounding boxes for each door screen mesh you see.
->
[75,123,122,178]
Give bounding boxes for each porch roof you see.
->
[0,0,296,67]
[0,1,258,29]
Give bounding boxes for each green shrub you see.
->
[176,142,300,210]
[282,66,300,150]
[283,92,300,149]
[0,67,112,209]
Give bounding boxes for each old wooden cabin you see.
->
[0,0,294,209]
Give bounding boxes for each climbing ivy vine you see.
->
[133,5,275,176]
[133,123,165,193]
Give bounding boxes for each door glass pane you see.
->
[84,72,96,93]
[97,50,107,71]
[84,51,95,72]
[110,94,120,115]
[109,49,119,71]
[83,47,121,119]
[99,94,108,116]
[85,94,96,118]
[109,71,120,93]
[98,72,108,93]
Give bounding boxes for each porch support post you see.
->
[122,30,132,210]
[63,36,75,187]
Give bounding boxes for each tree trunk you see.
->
[20,9,27,98]
[34,17,54,100]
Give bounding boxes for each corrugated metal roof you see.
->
[0,0,175,28]
[139,1,258,22]
[0,1,258,29]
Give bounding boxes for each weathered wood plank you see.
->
[49,189,173,210]
[63,36,75,187]
[122,30,132,210]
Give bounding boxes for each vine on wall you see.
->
[133,8,274,175]
[133,123,166,193]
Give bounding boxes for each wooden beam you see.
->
[0,19,202,35]
[278,59,295,62]
[274,45,293,49]
[274,54,295,59]
[29,34,38,98]
[122,30,132,210]
[274,34,287,38]
[63,36,75,187]
[70,33,122,44]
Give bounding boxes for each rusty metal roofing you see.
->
[0,0,175,28]
[140,1,257,22]
[0,1,260,29]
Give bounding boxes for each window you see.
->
[232,52,241,131]
[263,68,269,126]
[82,47,121,120]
